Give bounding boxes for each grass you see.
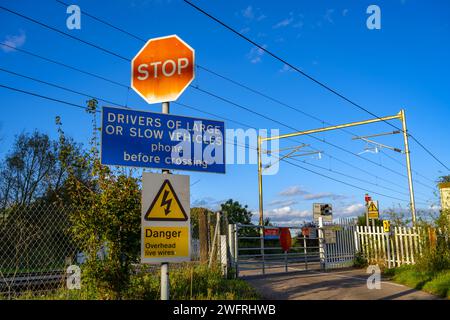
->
[5,264,260,300]
[384,265,450,299]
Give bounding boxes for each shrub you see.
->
[59,101,141,299]
[353,251,368,268]
[415,209,450,273]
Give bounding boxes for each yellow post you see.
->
[400,109,416,224]
[257,135,264,226]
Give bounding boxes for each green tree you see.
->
[263,217,273,226]
[0,131,56,207]
[61,100,141,299]
[0,130,88,208]
[383,204,411,227]
[220,199,253,225]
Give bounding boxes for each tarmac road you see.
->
[245,268,440,300]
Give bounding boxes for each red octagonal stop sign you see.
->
[131,35,195,104]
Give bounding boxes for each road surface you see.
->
[245,268,440,300]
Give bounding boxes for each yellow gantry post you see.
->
[257,135,264,226]
[257,111,418,226]
[400,109,417,224]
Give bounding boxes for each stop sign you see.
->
[131,35,195,104]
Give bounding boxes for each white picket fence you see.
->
[356,226,424,267]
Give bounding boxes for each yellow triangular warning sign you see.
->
[145,180,188,221]
[368,201,378,213]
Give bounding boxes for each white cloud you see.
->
[256,14,267,21]
[334,203,365,217]
[246,44,267,64]
[303,192,346,201]
[279,64,292,73]
[191,197,223,211]
[1,30,26,53]
[279,185,307,196]
[240,27,251,34]
[324,9,335,23]
[242,5,254,19]
[241,6,266,21]
[278,185,345,200]
[273,15,294,29]
[266,206,310,220]
[269,199,298,207]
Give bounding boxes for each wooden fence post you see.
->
[199,209,209,264]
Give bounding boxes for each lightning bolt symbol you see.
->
[160,190,172,216]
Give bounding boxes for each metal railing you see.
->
[229,218,358,277]
[229,224,322,277]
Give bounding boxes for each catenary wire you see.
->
[0,6,437,190]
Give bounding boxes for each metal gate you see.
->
[229,218,357,277]
[321,218,358,270]
[229,224,321,277]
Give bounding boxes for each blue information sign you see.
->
[101,106,225,173]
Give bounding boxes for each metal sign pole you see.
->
[365,202,369,228]
[161,101,170,301]
[386,232,391,269]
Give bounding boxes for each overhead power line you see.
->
[51,0,439,187]
[182,0,449,172]
[0,5,129,62]
[0,80,431,204]
[0,83,89,112]
[0,40,436,193]
[195,66,436,185]
[0,5,437,190]
[53,0,147,42]
[191,85,436,191]
[232,139,430,205]
[0,42,128,89]
[177,100,433,200]
[0,67,122,107]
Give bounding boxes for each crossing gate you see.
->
[228,218,357,277]
[321,218,358,270]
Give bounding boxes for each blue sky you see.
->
[0,0,449,225]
